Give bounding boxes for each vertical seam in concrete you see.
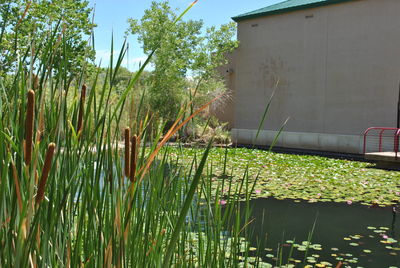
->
[323,10,329,134]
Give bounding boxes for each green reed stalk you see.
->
[0,1,261,267]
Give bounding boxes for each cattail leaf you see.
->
[162,140,212,268]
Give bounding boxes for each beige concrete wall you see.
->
[211,52,237,128]
[230,0,400,153]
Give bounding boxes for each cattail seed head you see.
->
[36,143,56,205]
[77,84,86,133]
[124,128,130,178]
[25,90,35,165]
[130,135,138,182]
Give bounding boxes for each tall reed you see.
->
[124,127,130,177]
[0,1,258,267]
[25,89,35,165]
[35,142,56,205]
[77,84,86,134]
[130,134,137,182]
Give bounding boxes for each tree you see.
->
[127,1,237,121]
[0,0,95,84]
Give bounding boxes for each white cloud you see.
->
[94,49,119,66]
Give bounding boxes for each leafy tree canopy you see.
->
[0,0,95,82]
[127,1,237,121]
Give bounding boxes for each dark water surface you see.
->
[241,198,400,267]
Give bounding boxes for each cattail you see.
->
[130,135,138,182]
[25,90,35,165]
[36,143,56,205]
[124,128,130,177]
[77,84,86,133]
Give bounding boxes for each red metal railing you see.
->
[363,127,400,158]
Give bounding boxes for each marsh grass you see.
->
[0,2,260,267]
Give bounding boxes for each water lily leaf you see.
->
[258,263,273,268]
[297,246,307,252]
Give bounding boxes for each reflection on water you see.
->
[240,198,400,267]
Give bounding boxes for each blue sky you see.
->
[88,0,282,71]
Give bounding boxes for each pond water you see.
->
[239,198,400,267]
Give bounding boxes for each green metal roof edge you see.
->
[232,0,357,22]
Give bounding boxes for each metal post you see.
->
[397,82,400,158]
[379,129,385,152]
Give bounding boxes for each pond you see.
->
[168,147,400,207]
[238,198,400,267]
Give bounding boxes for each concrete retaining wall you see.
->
[232,128,363,154]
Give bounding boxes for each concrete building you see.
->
[223,0,400,154]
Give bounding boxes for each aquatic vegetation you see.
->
[167,147,400,206]
[261,227,400,267]
[0,2,263,266]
